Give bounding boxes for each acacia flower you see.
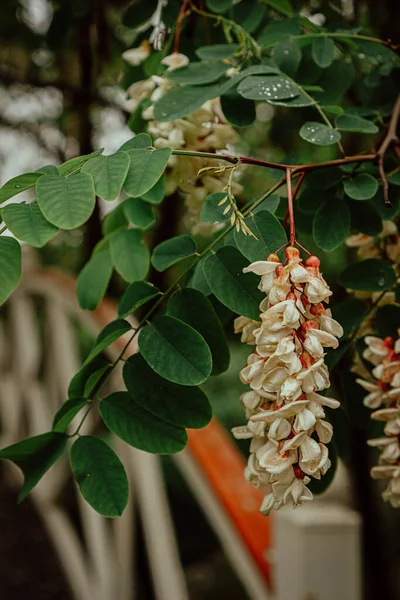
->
[233,247,342,514]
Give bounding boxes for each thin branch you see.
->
[286,168,295,245]
[376,94,400,205]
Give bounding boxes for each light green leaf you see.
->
[36,173,95,229]
[84,319,131,366]
[76,250,113,310]
[52,398,88,433]
[141,176,165,204]
[167,288,230,375]
[81,152,130,201]
[299,121,341,146]
[118,281,161,318]
[313,199,350,251]
[0,172,43,204]
[335,113,379,134]
[344,173,378,201]
[167,61,228,85]
[234,210,287,261]
[151,235,197,272]
[123,197,156,229]
[204,246,263,320]
[139,315,212,386]
[36,165,59,175]
[102,204,128,235]
[109,228,150,282]
[100,392,188,454]
[119,133,152,151]
[124,148,171,197]
[70,436,128,518]
[2,202,58,247]
[311,37,335,68]
[272,40,302,74]
[68,359,110,399]
[58,150,104,177]
[339,259,396,292]
[0,237,21,306]
[123,354,212,428]
[200,192,228,223]
[0,432,68,501]
[238,75,299,101]
[196,44,239,60]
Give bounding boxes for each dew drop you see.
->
[15,184,22,189]
[378,277,385,287]
[283,50,289,55]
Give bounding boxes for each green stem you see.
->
[292,32,397,48]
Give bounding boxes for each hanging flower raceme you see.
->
[356,333,400,508]
[232,247,343,515]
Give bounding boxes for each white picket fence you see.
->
[0,265,362,600]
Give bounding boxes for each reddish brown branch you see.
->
[174,1,191,53]
[283,171,306,227]
[286,169,295,246]
[376,94,400,205]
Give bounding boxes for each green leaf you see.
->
[189,259,212,296]
[76,250,113,310]
[139,315,212,386]
[267,89,315,107]
[123,197,156,229]
[0,432,68,501]
[348,200,383,236]
[299,122,341,146]
[375,305,400,339]
[388,172,400,187]
[332,298,368,338]
[167,288,230,375]
[305,168,342,190]
[141,176,165,205]
[124,148,171,197]
[200,192,228,223]
[372,189,400,220]
[123,354,212,428]
[36,165,59,175]
[167,61,228,85]
[0,237,22,306]
[109,228,150,282]
[151,235,197,272]
[196,44,239,60]
[234,210,287,261]
[36,173,95,229]
[118,281,161,318]
[233,1,265,33]
[205,0,232,12]
[81,152,130,201]
[102,204,128,235]
[52,398,88,433]
[220,90,256,127]
[313,198,350,251]
[100,392,188,454]
[2,202,58,247]
[298,188,333,213]
[315,61,355,105]
[0,172,43,204]
[58,150,104,177]
[204,246,263,320]
[68,359,110,399]
[311,37,335,68]
[238,75,299,101]
[70,436,128,518]
[344,173,378,201]
[258,16,299,46]
[272,40,302,75]
[340,371,371,430]
[339,259,396,292]
[119,133,152,151]
[122,0,155,27]
[84,319,131,365]
[335,113,379,134]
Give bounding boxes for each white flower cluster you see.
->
[346,220,400,263]
[357,334,400,508]
[122,51,241,234]
[232,247,343,514]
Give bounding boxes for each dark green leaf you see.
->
[100,392,188,454]
[388,172,400,187]
[232,1,266,33]
[313,198,350,251]
[118,281,161,318]
[238,75,299,101]
[123,354,212,428]
[167,61,228,85]
[220,90,256,127]
[151,235,197,271]
[57,150,103,177]
[141,176,165,205]
[81,152,130,201]
[196,44,239,60]
[0,432,68,501]
[332,298,368,338]
[139,315,212,386]
[272,40,302,75]
[110,228,150,282]
[84,319,131,365]
[339,259,396,292]
[124,148,171,197]
[200,192,228,223]
[0,172,43,204]
[123,197,156,229]
[234,210,287,261]
[68,359,110,399]
[344,174,379,201]
[305,168,342,190]
[102,204,128,235]
[70,436,128,517]
[311,37,335,68]
[340,372,371,430]
[348,200,383,236]
[76,250,113,310]
[315,61,355,105]
[2,202,58,247]
[167,288,230,375]
[204,246,263,320]
[372,188,400,220]
[375,305,400,339]
[188,258,212,296]
[36,173,95,229]
[299,122,341,146]
[122,0,155,28]
[335,113,379,134]
[52,398,88,433]
[0,237,21,306]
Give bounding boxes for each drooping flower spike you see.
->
[233,247,342,515]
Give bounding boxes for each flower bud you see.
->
[305,255,320,269]
[267,253,281,263]
[285,246,300,261]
